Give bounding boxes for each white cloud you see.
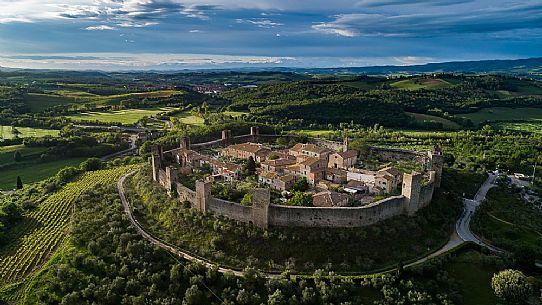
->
[236,18,283,28]
[0,52,298,70]
[85,25,116,31]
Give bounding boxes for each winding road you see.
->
[455,172,503,253]
[117,171,502,278]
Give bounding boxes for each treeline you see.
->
[220,75,542,129]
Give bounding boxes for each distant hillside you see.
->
[2,57,542,78]
[280,57,542,77]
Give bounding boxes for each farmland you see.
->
[460,107,542,125]
[174,111,205,126]
[0,165,138,285]
[0,126,59,140]
[0,158,86,190]
[66,107,178,125]
[391,78,453,90]
[0,145,47,166]
[406,112,460,129]
[23,90,184,112]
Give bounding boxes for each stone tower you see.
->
[221,129,232,145]
[402,172,423,216]
[151,145,163,181]
[195,180,211,212]
[250,126,259,142]
[180,136,191,150]
[427,150,444,188]
[251,188,270,228]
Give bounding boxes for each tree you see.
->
[16,176,23,189]
[291,177,309,192]
[492,269,532,304]
[80,158,102,171]
[288,192,312,207]
[243,156,256,176]
[13,151,22,162]
[240,193,253,206]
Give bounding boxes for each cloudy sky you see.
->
[0,0,540,70]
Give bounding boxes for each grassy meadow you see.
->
[391,78,453,90]
[0,158,85,190]
[67,107,177,124]
[0,126,59,140]
[406,112,460,129]
[24,90,184,112]
[460,107,542,124]
[174,112,205,126]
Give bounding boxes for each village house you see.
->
[325,168,348,184]
[289,143,332,161]
[299,157,327,185]
[312,191,351,207]
[258,171,296,191]
[222,142,271,162]
[260,158,297,174]
[346,166,402,194]
[328,150,358,169]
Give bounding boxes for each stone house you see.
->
[328,150,358,169]
[312,191,350,207]
[289,143,332,160]
[260,158,297,174]
[222,142,271,162]
[299,157,327,185]
[258,171,296,191]
[325,168,347,184]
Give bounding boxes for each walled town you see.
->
[151,127,444,228]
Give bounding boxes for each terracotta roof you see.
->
[313,191,350,207]
[259,171,278,179]
[326,168,347,176]
[225,142,268,154]
[337,150,358,159]
[290,143,305,152]
[278,175,295,182]
[302,144,331,154]
[378,166,401,176]
[300,157,322,166]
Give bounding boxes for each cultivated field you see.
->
[0,158,85,190]
[0,126,59,140]
[391,78,453,90]
[406,112,460,129]
[67,107,177,124]
[0,166,138,284]
[460,107,542,124]
[24,90,184,112]
[174,112,205,126]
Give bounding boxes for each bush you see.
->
[491,269,532,304]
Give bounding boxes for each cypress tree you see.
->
[16,176,23,189]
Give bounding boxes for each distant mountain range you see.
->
[264,57,542,77]
[1,57,541,77]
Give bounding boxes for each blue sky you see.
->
[0,0,541,70]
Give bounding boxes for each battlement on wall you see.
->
[149,128,442,229]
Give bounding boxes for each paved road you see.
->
[117,171,503,278]
[455,173,503,252]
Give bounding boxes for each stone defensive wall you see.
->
[153,128,443,229]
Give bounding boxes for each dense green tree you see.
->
[80,157,102,171]
[291,177,309,192]
[243,156,257,176]
[491,269,532,304]
[16,176,23,189]
[288,192,312,207]
[13,151,22,162]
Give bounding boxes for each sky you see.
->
[0,0,541,70]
